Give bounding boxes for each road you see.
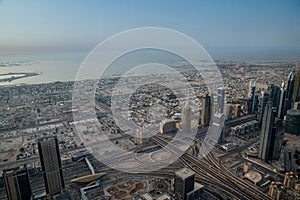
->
[152,135,271,200]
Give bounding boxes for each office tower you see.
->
[38,136,65,195]
[257,90,269,124]
[227,105,234,120]
[174,168,195,200]
[258,101,276,162]
[248,80,256,99]
[201,93,211,127]
[3,166,32,200]
[268,182,284,200]
[182,102,192,133]
[292,64,300,102]
[248,81,256,113]
[234,104,241,117]
[160,119,178,134]
[210,113,226,144]
[283,172,298,188]
[272,119,284,160]
[243,99,250,114]
[136,129,143,145]
[252,94,259,114]
[277,81,286,119]
[216,87,225,114]
[286,70,296,110]
[267,84,280,109]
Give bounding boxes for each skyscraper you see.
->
[38,136,65,195]
[248,80,256,99]
[277,81,286,119]
[286,70,296,109]
[174,168,195,200]
[268,84,280,109]
[217,87,225,114]
[248,81,256,114]
[234,104,241,117]
[272,119,284,160]
[259,101,276,162]
[211,112,226,144]
[201,93,211,127]
[257,90,269,124]
[182,102,192,133]
[292,64,300,103]
[3,166,32,200]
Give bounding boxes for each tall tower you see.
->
[182,102,192,133]
[3,166,32,200]
[201,93,211,127]
[248,80,256,99]
[277,81,286,119]
[259,101,276,162]
[174,168,195,200]
[217,87,225,114]
[38,136,65,195]
[210,112,226,144]
[248,80,256,114]
[268,84,280,109]
[257,90,269,124]
[292,64,300,103]
[234,104,241,117]
[286,70,296,110]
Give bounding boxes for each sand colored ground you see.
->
[0,137,23,163]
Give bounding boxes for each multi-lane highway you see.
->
[152,135,271,200]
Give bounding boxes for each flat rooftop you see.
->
[175,167,195,180]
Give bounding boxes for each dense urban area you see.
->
[0,61,300,200]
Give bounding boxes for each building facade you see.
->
[38,136,65,195]
[3,166,32,200]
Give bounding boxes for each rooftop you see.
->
[175,167,195,180]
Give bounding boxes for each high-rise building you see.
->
[216,87,225,114]
[292,64,300,103]
[210,112,226,144]
[38,136,65,195]
[136,129,143,145]
[234,104,241,118]
[252,94,259,114]
[174,168,203,200]
[182,102,192,133]
[286,70,296,109]
[248,80,256,99]
[3,166,32,200]
[227,105,234,120]
[277,81,286,119]
[248,80,256,113]
[258,101,276,162]
[174,168,194,200]
[272,119,284,160]
[201,93,211,127]
[268,182,284,200]
[283,172,298,188]
[160,119,178,134]
[257,90,269,124]
[268,84,280,109]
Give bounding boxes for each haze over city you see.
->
[0,1,300,200]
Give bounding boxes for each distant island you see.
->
[0,72,40,83]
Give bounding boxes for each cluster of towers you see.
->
[200,87,226,144]
[247,66,300,162]
[3,136,65,200]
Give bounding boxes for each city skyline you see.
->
[1,1,300,200]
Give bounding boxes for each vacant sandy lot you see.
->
[0,137,23,163]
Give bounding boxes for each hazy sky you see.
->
[0,0,300,56]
